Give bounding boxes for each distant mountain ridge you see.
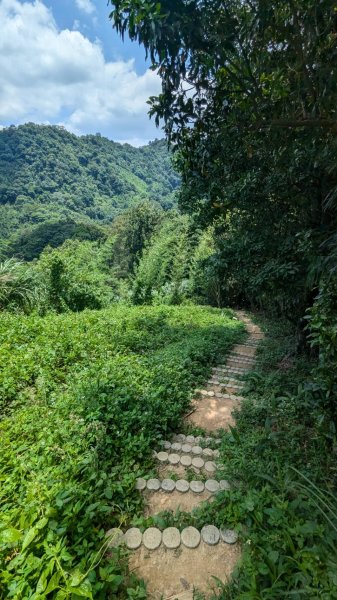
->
[0,123,179,257]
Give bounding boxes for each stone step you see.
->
[228,353,256,363]
[213,366,247,374]
[213,369,248,377]
[226,360,251,369]
[159,441,220,458]
[107,525,239,550]
[208,376,243,386]
[171,433,220,445]
[154,451,217,473]
[207,379,243,391]
[232,344,257,356]
[196,389,243,401]
[135,477,231,493]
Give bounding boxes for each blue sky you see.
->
[0,0,163,145]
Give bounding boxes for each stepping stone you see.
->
[192,457,204,469]
[180,455,192,467]
[202,448,214,458]
[163,441,171,450]
[191,445,202,455]
[204,461,216,473]
[172,434,185,442]
[176,479,189,492]
[143,527,162,550]
[190,480,205,493]
[171,442,182,451]
[205,479,220,493]
[161,479,176,492]
[205,437,214,444]
[157,451,168,463]
[125,528,142,549]
[135,478,146,491]
[220,529,238,544]
[147,478,160,491]
[201,525,220,545]
[219,480,231,490]
[168,453,180,465]
[162,527,181,549]
[181,443,192,453]
[106,528,125,548]
[213,450,220,458]
[181,526,201,548]
[186,435,195,443]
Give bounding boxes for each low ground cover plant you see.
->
[0,304,243,598]
[187,317,337,599]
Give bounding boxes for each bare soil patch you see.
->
[129,541,241,599]
[144,490,212,517]
[186,397,239,431]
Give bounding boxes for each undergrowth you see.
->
[141,316,337,598]
[195,317,337,599]
[0,305,243,599]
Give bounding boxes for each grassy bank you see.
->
[0,305,243,599]
[192,317,337,599]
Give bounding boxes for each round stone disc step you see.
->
[190,480,205,493]
[171,442,182,451]
[157,451,169,463]
[181,443,192,453]
[124,528,142,549]
[181,526,201,548]
[192,457,205,469]
[219,480,231,490]
[143,527,162,550]
[172,434,185,442]
[135,478,146,491]
[161,479,176,492]
[147,478,160,491]
[106,528,125,548]
[168,453,180,465]
[180,454,192,467]
[162,527,181,549]
[205,479,220,493]
[220,528,238,544]
[204,461,216,473]
[176,479,189,493]
[201,525,220,545]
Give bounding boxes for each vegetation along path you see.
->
[106,312,263,599]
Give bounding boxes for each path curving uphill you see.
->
[107,312,263,599]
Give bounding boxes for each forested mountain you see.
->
[0,123,179,257]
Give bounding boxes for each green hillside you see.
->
[0,123,179,256]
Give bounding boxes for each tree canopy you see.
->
[0,123,179,258]
[109,0,337,318]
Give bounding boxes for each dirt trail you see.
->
[110,312,264,598]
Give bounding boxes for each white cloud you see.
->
[0,0,162,144]
[75,0,95,15]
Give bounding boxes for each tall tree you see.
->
[110,0,337,316]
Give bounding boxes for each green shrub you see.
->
[0,304,243,598]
